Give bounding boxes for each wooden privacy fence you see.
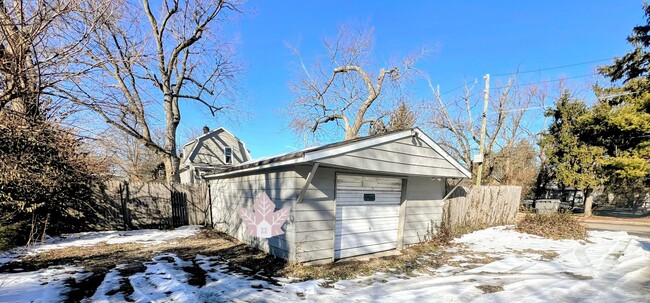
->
[95,181,210,230]
[442,185,521,231]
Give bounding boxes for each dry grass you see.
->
[518,249,559,260]
[475,284,504,293]
[516,212,587,240]
[281,242,454,282]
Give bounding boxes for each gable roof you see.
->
[181,127,250,165]
[204,128,471,179]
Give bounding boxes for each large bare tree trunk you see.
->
[584,189,594,217]
[164,92,181,183]
[163,154,181,184]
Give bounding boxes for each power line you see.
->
[438,58,612,96]
[490,73,600,90]
[491,58,613,77]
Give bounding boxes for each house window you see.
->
[224,147,233,165]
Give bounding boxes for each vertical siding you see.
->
[293,165,337,263]
[210,168,298,261]
[402,177,445,245]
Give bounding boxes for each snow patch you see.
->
[28,225,201,255]
[0,265,83,303]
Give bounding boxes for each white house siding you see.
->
[190,129,250,166]
[210,168,299,261]
[316,137,466,178]
[180,169,193,185]
[401,177,445,245]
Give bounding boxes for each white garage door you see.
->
[335,174,402,259]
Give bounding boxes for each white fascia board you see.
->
[203,157,304,179]
[413,128,472,178]
[303,130,413,162]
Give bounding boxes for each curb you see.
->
[579,219,650,227]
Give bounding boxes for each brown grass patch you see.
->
[562,271,592,280]
[518,249,559,260]
[281,242,454,281]
[516,212,587,240]
[475,284,504,293]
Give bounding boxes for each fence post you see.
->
[119,181,131,230]
[207,183,213,228]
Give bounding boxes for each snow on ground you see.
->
[0,265,87,303]
[30,225,201,254]
[1,226,649,302]
[0,226,201,267]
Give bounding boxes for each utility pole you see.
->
[476,74,489,186]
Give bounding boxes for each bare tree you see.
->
[0,0,110,123]
[426,75,542,183]
[67,0,243,183]
[287,25,424,142]
[94,128,164,182]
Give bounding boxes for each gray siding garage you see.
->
[205,128,471,263]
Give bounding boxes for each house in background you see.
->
[204,128,471,263]
[179,126,251,184]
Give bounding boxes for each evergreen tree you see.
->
[388,101,417,131]
[542,92,604,216]
[586,3,650,209]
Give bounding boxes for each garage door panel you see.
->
[336,218,399,235]
[336,191,403,197]
[335,174,402,259]
[336,191,402,199]
[335,242,398,259]
[334,231,398,250]
[336,206,400,220]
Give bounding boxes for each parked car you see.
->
[521,199,572,213]
[558,201,573,212]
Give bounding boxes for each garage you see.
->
[206,128,472,263]
[335,174,403,259]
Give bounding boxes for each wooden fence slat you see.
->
[443,185,521,232]
[94,181,209,230]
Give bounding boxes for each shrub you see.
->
[0,117,107,249]
[516,212,587,240]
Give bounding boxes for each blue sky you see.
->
[177,0,644,159]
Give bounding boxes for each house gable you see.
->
[316,135,468,178]
[184,128,251,166]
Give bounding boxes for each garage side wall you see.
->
[210,168,299,261]
[402,177,445,245]
[293,165,337,263]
